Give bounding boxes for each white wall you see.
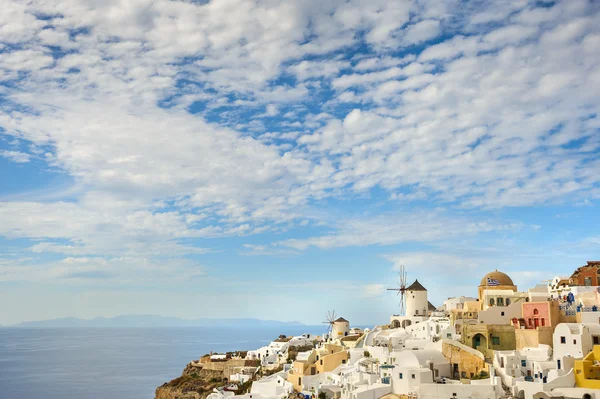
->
[391,368,432,395]
[419,382,498,399]
[406,290,428,318]
[553,324,595,360]
[514,368,575,399]
[351,385,391,399]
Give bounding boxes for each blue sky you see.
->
[0,0,599,326]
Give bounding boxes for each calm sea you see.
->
[0,326,322,399]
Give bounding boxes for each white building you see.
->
[250,371,293,399]
[494,345,552,385]
[390,280,433,329]
[443,296,478,311]
[289,335,316,348]
[406,280,429,318]
[389,350,450,395]
[331,318,351,339]
[246,341,290,366]
[553,323,600,361]
[404,318,456,341]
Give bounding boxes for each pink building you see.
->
[512,301,560,330]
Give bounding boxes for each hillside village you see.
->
[156,261,600,399]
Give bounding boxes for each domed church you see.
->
[478,270,526,310]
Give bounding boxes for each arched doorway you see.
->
[391,320,401,329]
[473,333,487,349]
[583,394,591,399]
[402,319,412,328]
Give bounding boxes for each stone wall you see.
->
[515,327,553,350]
[442,339,488,379]
[187,359,259,380]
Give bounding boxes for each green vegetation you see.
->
[471,370,489,380]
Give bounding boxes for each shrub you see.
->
[471,370,489,380]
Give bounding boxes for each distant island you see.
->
[12,315,305,328]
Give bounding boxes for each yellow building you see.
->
[442,339,489,380]
[450,300,480,334]
[287,344,349,391]
[461,324,516,359]
[574,345,600,389]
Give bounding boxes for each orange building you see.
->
[570,261,600,287]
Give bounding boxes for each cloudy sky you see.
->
[0,0,599,326]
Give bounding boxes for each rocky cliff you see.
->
[155,363,227,399]
[155,358,260,399]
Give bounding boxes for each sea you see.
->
[0,326,324,399]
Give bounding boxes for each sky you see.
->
[0,0,599,326]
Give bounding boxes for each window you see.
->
[497,297,504,306]
[560,336,566,344]
[521,360,527,367]
[501,312,505,316]
[342,360,346,364]
[489,298,495,306]
[585,277,592,286]
[492,336,500,345]
[573,339,577,345]
[411,374,415,379]
[461,372,466,378]
[506,298,511,306]
[593,336,600,345]
[533,309,539,316]
[399,373,403,379]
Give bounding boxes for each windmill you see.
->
[323,310,337,335]
[387,265,408,314]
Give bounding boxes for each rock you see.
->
[154,362,226,399]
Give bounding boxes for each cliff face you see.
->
[154,363,226,399]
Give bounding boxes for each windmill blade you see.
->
[399,292,406,315]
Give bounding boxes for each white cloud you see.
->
[362,284,386,298]
[275,211,525,250]
[0,150,31,163]
[289,59,349,81]
[0,0,599,287]
[402,19,441,45]
[0,255,206,284]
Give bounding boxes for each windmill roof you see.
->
[428,301,437,311]
[334,317,349,323]
[407,279,427,291]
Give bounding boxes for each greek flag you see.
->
[487,277,500,286]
